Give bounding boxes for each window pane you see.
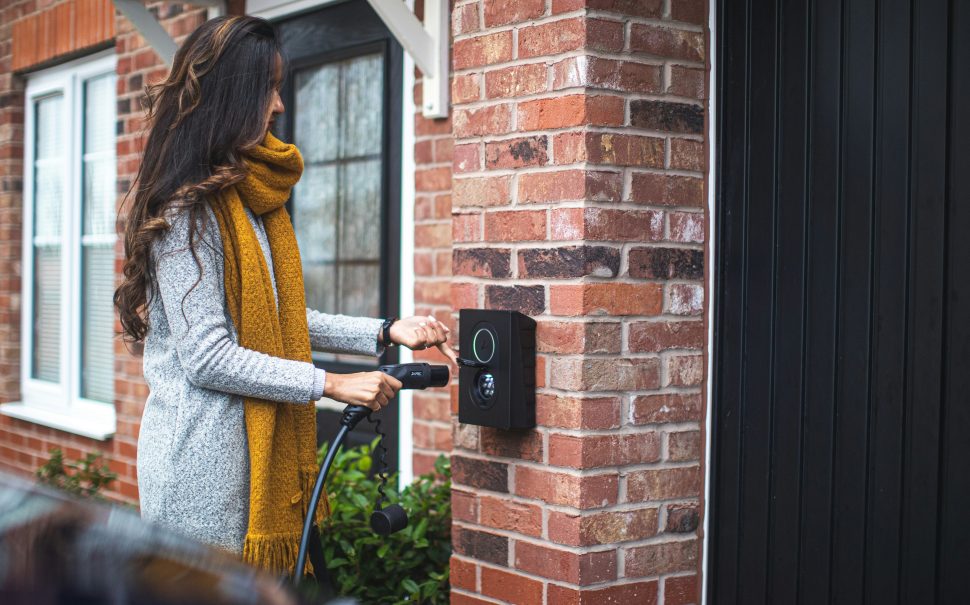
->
[35,95,62,160]
[293,164,338,263]
[293,164,337,314]
[338,263,380,317]
[340,54,383,158]
[32,246,61,382]
[338,159,381,260]
[81,245,115,401]
[304,264,336,315]
[33,95,63,240]
[83,157,115,235]
[294,64,340,163]
[81,72,117,402]
[84,73,114,154]
[31,94,64,383]
[83,73,116,236]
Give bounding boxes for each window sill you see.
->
[0,402,116,441]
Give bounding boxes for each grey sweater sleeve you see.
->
[306,308,386,357]
[152,211,319,404]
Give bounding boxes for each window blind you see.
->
[31,94,63,384]
[80,73,116,403]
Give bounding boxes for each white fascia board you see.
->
[365,0,435,76]
[365,0,449,118]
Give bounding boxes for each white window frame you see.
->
[0,50,117,440]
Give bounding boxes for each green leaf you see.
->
[414,517,429,540]
[402,578,420,594]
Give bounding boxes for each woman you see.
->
[114,16,455,577]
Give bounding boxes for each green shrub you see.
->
[36,447,117,500]
[317,438,451,605]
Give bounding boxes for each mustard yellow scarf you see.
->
[211,131,326,577]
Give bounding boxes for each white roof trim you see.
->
[110,0,449,118]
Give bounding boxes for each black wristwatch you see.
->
[380,317,397,347]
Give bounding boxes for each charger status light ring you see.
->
[472,327,496,364]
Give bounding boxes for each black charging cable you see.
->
[293,363,450,586]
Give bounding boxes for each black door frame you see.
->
[274,0,405,472]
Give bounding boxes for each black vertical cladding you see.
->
[829,0,877,602]
[765,0,810,602]
[937,4,970,604]
[734,0,777,600]
[709,0,747,599]
[711,0,970,603]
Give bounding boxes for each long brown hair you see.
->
[114,16,286,343]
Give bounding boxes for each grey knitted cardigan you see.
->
[136,205,384,555]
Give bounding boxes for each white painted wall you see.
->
[701,0,718,602]
[396,2,417,485]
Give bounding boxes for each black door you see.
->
[273,0,404,472]
[711,0,969,603]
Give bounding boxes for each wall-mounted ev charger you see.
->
[457,309,536,430]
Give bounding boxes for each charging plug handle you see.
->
[379,362,450,389]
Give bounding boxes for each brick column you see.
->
[448,1,708,603]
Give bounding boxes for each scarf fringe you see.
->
[243,530,312,579]
[241,467,329,579]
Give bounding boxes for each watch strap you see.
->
[380,317,397,347]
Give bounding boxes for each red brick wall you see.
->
[0,2,209,506]
[447,1,709,603]
[0,1,28,410]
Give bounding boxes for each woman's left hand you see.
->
[389,315,458,365]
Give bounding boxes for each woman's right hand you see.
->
[323,371,403,411]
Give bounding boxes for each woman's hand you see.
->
[323,371,403,412]
[388,315,458,365]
